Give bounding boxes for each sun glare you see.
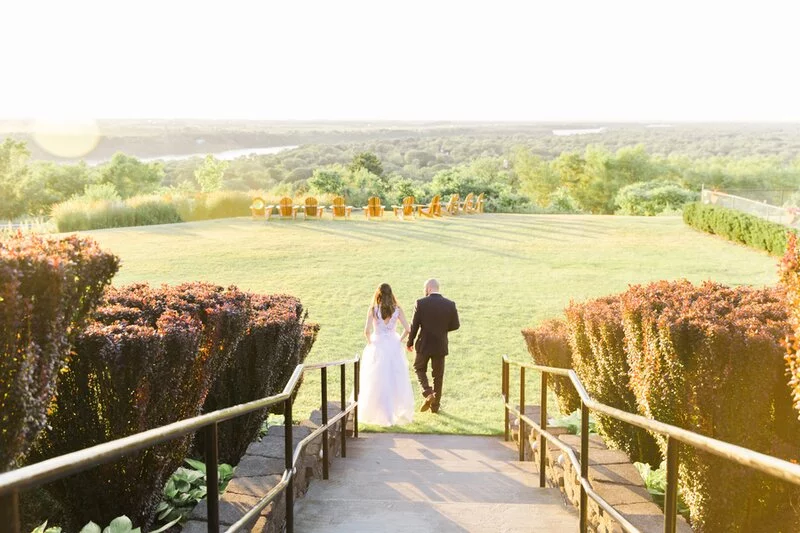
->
[32,118,100,158]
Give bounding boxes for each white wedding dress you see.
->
[357,306,415,426]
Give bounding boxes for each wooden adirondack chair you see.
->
[301,197,324,219]
[249,197,266,218]
[417,195,441,218]
[266,197,298,220]
[460,192,476,214]
[443,194,460,215]
[363,197,385,219]
[330,196,353,219]
[474,192,485,213]
[392,196,415,219]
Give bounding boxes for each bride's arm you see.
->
[364,305,374,342]
[397,306,411,342]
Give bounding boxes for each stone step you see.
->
[294,433,579,533]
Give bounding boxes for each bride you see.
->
[357,283,415,426]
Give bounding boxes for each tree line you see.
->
[4,132,800,220]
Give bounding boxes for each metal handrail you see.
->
[502,355,800,533]
[506,403,638,532]
[0,355,361,533]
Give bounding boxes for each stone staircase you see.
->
[293,433,579,532]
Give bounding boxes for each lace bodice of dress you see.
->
[373,306,399,336]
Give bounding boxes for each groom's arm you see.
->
[448,302,460,332]
[407,301,421,349]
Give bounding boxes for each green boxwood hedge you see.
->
[683,202,795,256]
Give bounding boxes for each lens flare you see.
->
[32,118,100,158]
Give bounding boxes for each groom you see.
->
[406,278,460,414]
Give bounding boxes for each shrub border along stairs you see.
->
[501,355,800,533]
[0,356,361,533]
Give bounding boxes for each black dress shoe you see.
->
[420,393,436,412]
[430,405,440,414]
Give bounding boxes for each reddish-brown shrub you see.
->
[197,294,319,465]
[779,232,800,421]
[565,296,661,466]
[30,282,250,531]
[0,233,118,471]
[621,280,798,532]
[521,319,581,415]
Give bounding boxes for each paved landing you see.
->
[294,433,579,532]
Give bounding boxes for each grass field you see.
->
[81,214,778,435]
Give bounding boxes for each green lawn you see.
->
[81,214,778,435]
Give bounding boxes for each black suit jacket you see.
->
[407,293,460,357]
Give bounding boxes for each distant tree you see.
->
[38,161,95,200]
[0,138,31,219]
[97,153,163,198]
[309,168,345,195]
[615,180,698,215]
[349,151,384,177]
[391,177,421,202]
[348,167,386,197]
[608,145,658,187]
[286,167,313,182]
[513,148,560,206]
[404,150,436,167]
[82,182,122,201]
[194,155,228,192]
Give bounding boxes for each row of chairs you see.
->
[249,193,485,220]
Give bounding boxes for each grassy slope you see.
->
[82,214,777,435]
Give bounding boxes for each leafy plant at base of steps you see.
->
[32,515,150,533]
[30,457,234,533]
[153,458,235,527]
[634,461,691,520]
[549,409,597,435]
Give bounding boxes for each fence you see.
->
[701,188,799,226]
[501,355,800,533]
[0,356,361,533]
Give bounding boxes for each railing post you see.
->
[503,357,510,442]
[284,396,294,533]
[354,359,360,439]
[340,364,347,458]
[580,401,589,533]
[321,367,329,480]
[0,490,20,533]
[519,366,526,461]
[664,437,679,533]
[204,422,219,533]
[539,372,548,488]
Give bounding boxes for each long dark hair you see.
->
[373,283,398,320]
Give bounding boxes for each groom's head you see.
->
[424,278,440,296]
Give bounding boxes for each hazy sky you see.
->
[2,0,799,122]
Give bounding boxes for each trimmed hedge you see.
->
[779,232,800,421]
[564,297,661,466]
[524,280,800,532]
[0,233,118,471]
[683,201,794,256]
[620,280,799,532]
[31,282,250,531]
[197,294,319,465]
[521,319,581,415]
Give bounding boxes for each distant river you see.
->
[84,145,298,165]
[552,127,607,136]
[140,145,299,162]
